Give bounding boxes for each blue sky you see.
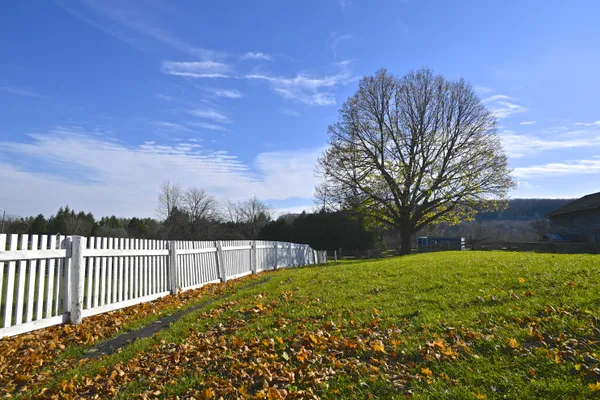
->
[1,0,600,218]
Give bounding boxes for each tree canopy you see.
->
[317,68,515,254]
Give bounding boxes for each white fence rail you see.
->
[0,234,327,338]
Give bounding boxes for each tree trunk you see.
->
[399,229,412,255]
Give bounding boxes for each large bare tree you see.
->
[317,68,515,254]
[157,181,182,220]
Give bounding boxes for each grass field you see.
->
[4,251,600,399]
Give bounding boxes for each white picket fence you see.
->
[0,234,327,338]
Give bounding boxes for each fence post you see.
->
[168,241,179,294]
[274,242,279,270]
[70,236,85,325]
[288,242,293,267]
[216,241,227,282]
[251,240,257,274]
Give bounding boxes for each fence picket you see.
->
[14,235,29,325]
[107,238,114,304]
[185,241,191,288]
[153,240,158,294]
[44,236,56,318]
[162,241,167,292]
[100,237,107,306]
[85,237,94,310]
[149,240,156,294]
[158,241,163,292]
[141,240,147,296]
[190,242,196,287]
[93,237,100,308]
[156,240,161,293]
[0,235,6,325]
[126,239,133,300]
[3,235,17,327]
[132,239,138,299]
[117,238,124,302]
[35,235,48,319]
[54,235,65,316]
[25,235,38,323]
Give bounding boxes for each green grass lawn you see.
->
[13,251,600,399]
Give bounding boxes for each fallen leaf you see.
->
[589,382,600,392]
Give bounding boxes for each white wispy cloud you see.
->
[187,109,232,124]
[151,121,192,132]
[245,63,353,106]
[575,120,600,127]
[474,86,492,95]
[186,121,228,131]
[154,93,175,101]
[482,94,528,119]
[514,160,600,177]
[59,0,228,60]
[499,131,600,158]
[0,129,322,217]
[211,89,243,99]
[53,1,147,50]
[280,109,301,117]
[327,32,353,58]
[240,52,273,61]
[161,60,230,78]
[0,85,49,99]
[519,121,537,125]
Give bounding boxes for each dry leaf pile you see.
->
[35,291,480,399]
[0,275,258,396]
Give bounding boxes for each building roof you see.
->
[547,192,600,217]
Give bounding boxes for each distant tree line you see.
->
[1,181,373,251]
[2,182,274,242]
[260,211,375,251]
[2,178,569,251]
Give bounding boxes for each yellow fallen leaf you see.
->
[372,340,386,353]
[199,387,214,400]
[268,387,285,400]
[589,382,600,391]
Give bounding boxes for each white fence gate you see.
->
[0,234,327,338]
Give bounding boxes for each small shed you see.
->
[546,192,600,243]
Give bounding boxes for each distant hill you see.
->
[475,198,574,221]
